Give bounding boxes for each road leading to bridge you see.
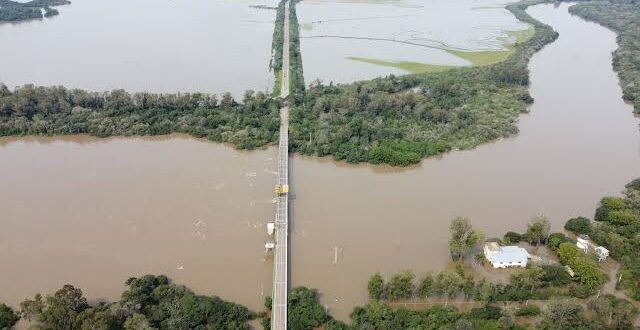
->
[271,1,290,329]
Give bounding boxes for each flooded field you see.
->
[298,0,529,84]
[0,1,639,325]
[0,0,277,97]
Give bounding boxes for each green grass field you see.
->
[346,57,455,73]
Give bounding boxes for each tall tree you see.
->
[448,217,483,261]
[588,294,638,329]
[367,273,384,300]
[20,285,89,330]
[0,303,20,329]
[526,215,551,245]
[539,299,585,330]
[385,271,415,300]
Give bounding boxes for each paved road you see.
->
[271,1,290,329]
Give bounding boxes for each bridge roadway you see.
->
[271,1,290,329]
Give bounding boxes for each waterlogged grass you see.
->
[347,24,536,71]
[446,49,511,66]
[347,57,454,73]
[446,25,535,66]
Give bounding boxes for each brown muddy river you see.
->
[1,1,640,324]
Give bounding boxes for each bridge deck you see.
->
[271,1,290,329]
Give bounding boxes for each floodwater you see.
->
[0,135,277,313]
[298,0,528,84]
[0,0,277,97]
[290,3,640,319]
[0,1,639,325]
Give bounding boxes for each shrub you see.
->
[467,305,503,320]
[0,303,20,329]
[503,231,523,244]
[548,232,571,250]
[288,287,329,330]
[564,217,592,235]
[541,264,571,286]
[594,197,627,221]
[569,284,593,298]
[515,305,541,316]
[264,296,273,310]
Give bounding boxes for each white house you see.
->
[483,242,528,268]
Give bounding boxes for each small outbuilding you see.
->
[577,236,590,253]
[595,246,609,262]
[483,242,528,269]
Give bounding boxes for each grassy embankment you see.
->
[348,25,536,73]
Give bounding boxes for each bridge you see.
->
[271,1,290,329]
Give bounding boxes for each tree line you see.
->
[0,0,69,22]
[364,271,637,329]
[0,84,281,150]
[0,275,253,330]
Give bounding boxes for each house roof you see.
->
[490,246,528,264]
[485,242,501,252]
[595,246,609,254]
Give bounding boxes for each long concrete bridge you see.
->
[271,1,290,329]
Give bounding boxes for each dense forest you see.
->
[0,0,69,22]
[270,0,286,96]
[288,0,306,104]
[0,84,281,149]
[589,179,640,300]
[288,0,559,166]
[566,0,640,114]
[3,275,253,330]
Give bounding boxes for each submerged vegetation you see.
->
[349,25,537,72]
[446,25,536,66]
[0,0,69,22]
[347,57,455,74]
[0,85,280,149]
[566,0,640,113]
[288,0,558,166]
